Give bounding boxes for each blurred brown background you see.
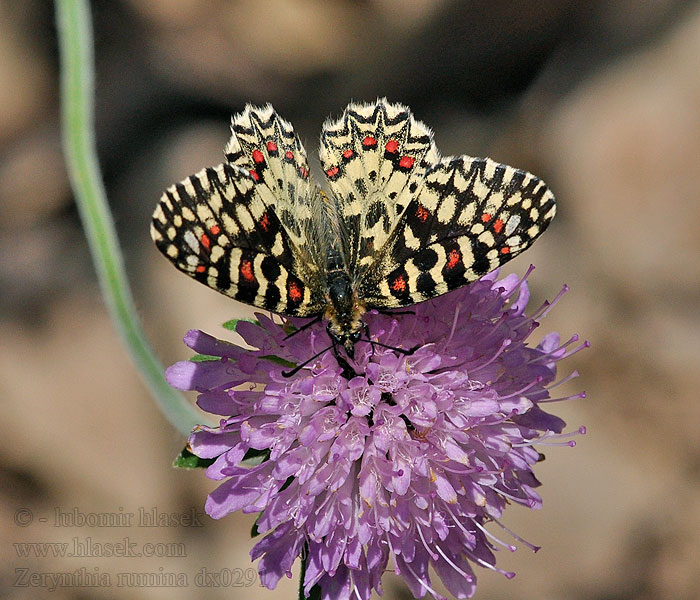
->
[2,1,700,599]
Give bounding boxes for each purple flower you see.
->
[168,268,586,600]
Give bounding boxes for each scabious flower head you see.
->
[167,268,586,600]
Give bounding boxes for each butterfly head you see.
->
[326,321,362,359]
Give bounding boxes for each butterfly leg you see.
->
[359,321,419,356]
[361,322,377,357]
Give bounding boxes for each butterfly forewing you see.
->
[151,108,328,317]
[224,104,333,279]
[319,101,440,279]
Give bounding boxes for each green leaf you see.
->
[251,514,261,538]
[223,318,260,331]
[279,476,295,492]
[260,355,297,368]
[173,447,215,469]
[241,447,271,466]
[189,354,221,362]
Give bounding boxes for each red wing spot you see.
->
[447,248,461,269]
[501,247,511,255]
[481,213,492,223]
[200,233,211,250]
[266,141,278,152]
[415,204,430,222]
[493,218,504,233]
[195,265,206,273]
[399,155,414,169]
[260,212,271,231]
[299,166,309,178]
[285,150,294,160]
[362,136,377,147]
[252,149,264,164]
[385,139,399,153]
[326,166,339,177]
[343,148,354,159]
[249,169,260,181]
[240,259,255,282]
[288,281,303,302]
[210,225,221,236]
[391,275,407,293]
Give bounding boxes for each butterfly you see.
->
[151,99,555,364]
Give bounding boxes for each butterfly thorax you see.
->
[324,249,366,358]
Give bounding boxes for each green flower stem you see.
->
[56,0,205,435]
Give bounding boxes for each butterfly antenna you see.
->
[281,343,334,378]
[376,309,416,317]
[283,315,322,341]
[364,339,420,356]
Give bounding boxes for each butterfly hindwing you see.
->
[357,155,556,308]
[151,107,328,317]
[319,99,440,279]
